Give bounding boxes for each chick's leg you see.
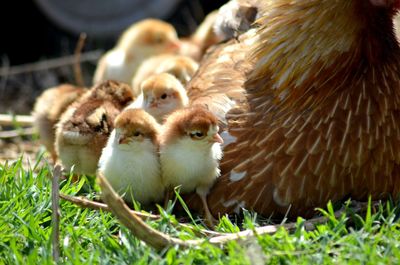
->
[196,185,217,227]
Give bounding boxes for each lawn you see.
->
[1,152,400,264]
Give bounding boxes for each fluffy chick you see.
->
[93,19,181,85]
[32,84,85,162]
[130,73,189,123]
[159,106,223,224]
[98,108,164,205]
[130,54,174,92]
[55,80,134,175]
[155,55,199,86]
[131,54,198,91]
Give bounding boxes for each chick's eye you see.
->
[160,93,167,99]
[189,131,205,140]
[154,35,164,44]
[133,131,141,137]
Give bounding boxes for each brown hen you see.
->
[187,0,400,218]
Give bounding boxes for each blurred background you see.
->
[0,0,226,114]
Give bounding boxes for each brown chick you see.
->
[93,19,181,85]
[160,106,224,225]
[32,84,85,162]
[129,73,189,123]
[131,54,199,91]
[55,80,134,175]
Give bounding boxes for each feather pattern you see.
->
[187,0,400,217]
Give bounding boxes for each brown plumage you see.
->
[32,84,85,162]
[55,80,134,175]
[187,0,400,218]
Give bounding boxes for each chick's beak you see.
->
[149,100,159,108]
[211,133,224,144]
[118,134,131,145]
[166,40,181,51]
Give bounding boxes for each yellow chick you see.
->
[93,19,181,85]
[98,108,164,205]
[131,54,198,91]
[159,106,224,225]
[129,73,189,123]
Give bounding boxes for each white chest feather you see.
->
[160,139,222,193]
[98,130,164,204]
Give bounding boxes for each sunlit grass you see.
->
[0,155,399,264]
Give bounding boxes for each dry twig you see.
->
[59,193,159,220]
[0,114,34,126]
[0,51,102,77]
[74,33,87,88]
[59,192,223,237]
[51,165,62,262]
[0,127,35,138]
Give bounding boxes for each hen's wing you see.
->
[188,30,256,128]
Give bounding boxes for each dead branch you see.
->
[0,114,34,126]
[59,193,159,220]
[74,33,87,88]
[98,173,202,250]
[207,201,375,244]
[0,127,35,138]
[0,50,102,77]
[59,193,223,237]
[51,165,62,262]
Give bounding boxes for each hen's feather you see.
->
[187,0,400,217]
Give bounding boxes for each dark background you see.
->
[0,0,227,65]
[0,0,226,114]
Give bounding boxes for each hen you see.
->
[187,0,400,218]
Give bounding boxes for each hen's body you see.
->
[188,0,400,217]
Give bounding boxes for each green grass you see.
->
[1,154,400,264]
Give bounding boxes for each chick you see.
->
[130,73,189,123]
[159,106,223,224]
[93,19,181,85]
[131,54,199,91]
[155,55,199,86]
[130,54,174,92]
[98,108,164,205]
[55,80,134,175]
[32,84,85,162]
